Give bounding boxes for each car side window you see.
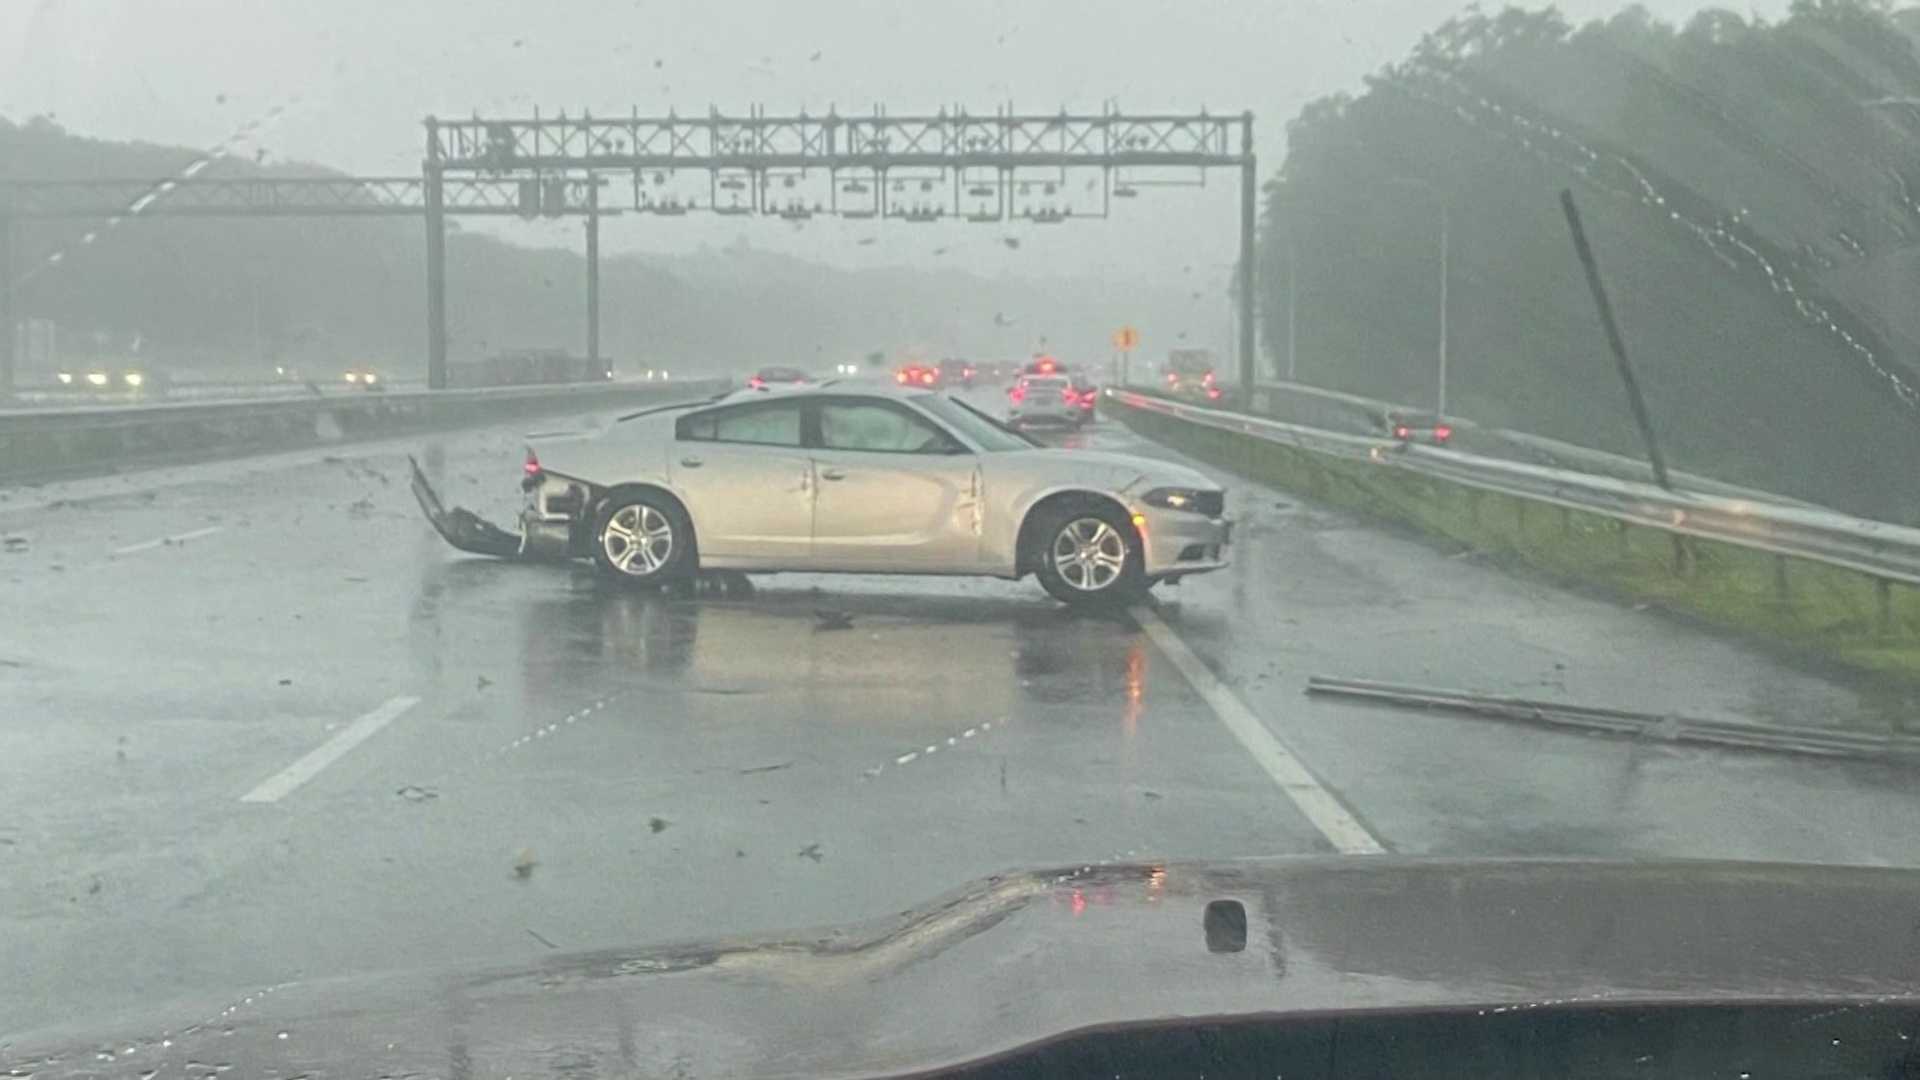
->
[818,401,960,454]
[677,401,803,446]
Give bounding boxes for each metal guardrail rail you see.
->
[1113,389,1920,589]
[0,378,729,485]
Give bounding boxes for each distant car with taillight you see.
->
[1023,355,1067,378]
[1008,374,1087,428]
[1382,409,1454,445]
[1163,349,1220,401]
[1067,371,1099,420]
[896,364,941,388]
[939,358,977,388]
[748,366,810,390]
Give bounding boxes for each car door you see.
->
[667,398,813,566]
[807,397,984,572]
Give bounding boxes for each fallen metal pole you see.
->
[1307,674,1920,765]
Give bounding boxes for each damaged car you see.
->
[411,385,1231,606]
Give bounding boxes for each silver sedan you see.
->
[415,385,1231,606]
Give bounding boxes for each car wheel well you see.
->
[1015,491,1136,576]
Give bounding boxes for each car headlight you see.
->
[1141,487,1208,512]
[56,372,73,385]
[123,371,144,387]
[362,372,378,384]
[344,371,360,383]
[85,371,109,387]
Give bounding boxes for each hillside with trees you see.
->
[1260,0,1920,522]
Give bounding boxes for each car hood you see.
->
[998,447,1218,494]
[11,857,1920,1079]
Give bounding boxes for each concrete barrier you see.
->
[0,379,729,485]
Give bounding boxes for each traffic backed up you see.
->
[411,385,1231,606]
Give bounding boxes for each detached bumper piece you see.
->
[408,455,526,559]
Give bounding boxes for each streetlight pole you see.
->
[1389,177,1449,416]
[1286,240,1298,382]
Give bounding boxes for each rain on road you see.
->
[4,386,1917,1039]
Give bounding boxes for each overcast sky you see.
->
[4,0,1782,285]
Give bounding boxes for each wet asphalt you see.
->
[4,384,1919,1040]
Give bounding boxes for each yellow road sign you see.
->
[1112,325,1140,351]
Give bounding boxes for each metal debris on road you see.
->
[1307,674,1920,766]
[526,928,558,949]
[814,609,854,631]
[396,785,438,802]
[648,816,671,834]
[738,761,793,775]
[797,843,824,862]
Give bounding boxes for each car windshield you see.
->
[916,393,1040,451]
[12,0,1920,1071]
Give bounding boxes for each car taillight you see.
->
[523,448,543,479]
[1203,371,1215,385]
[1166,372,1179,384]
[748,376,765,388]
[1206,387,1222,399]
[1062,389,1080,405]
[1010,386,1026,403]
[896,371,909,383]
[922,372,936,384]
[1394,425,1411,438]
[1433,424,1454,442]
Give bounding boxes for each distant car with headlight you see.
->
[410,385,1231,605]
[343,366,384,390]
[57,364,161,394]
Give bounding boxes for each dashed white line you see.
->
[1131,606,1386,855]
[112,525,224,557]
[240,696,421,803]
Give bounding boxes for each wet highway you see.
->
[5,385,1920,1042]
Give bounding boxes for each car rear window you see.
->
[1024,377,1069,389]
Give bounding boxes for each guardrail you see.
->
[1113,389,1920,591]
[0,378,728,485]
[1249,378,1816,507]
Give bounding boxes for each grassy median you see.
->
[1118,404,1920,686]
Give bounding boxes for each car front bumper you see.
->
[1131,503,1232,578]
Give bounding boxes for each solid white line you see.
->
[1132,606,1385,855]
[112,525,224,557]
[240,696,421,804]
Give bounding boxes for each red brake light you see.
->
[1062,389,1080,404]
[1166,372,1179,384]
[1206,387,1222,400]
[523,448,542,478]
[748,375,765,388]
[1433,424,1453,441]
[922,372,936,384]
[1394,425,1411,438]
[896,371,908,383]
[1010,386,1026,403]
[1203,371,1215,385]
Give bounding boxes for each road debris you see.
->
[526,928,558,949]
[511,847,537,880]
[738,761,793,775]
[396,785,438,802]
[648,816,671,834]
[2,536,27,553]
[813,609,854,631]
[1306,674,1920,766]
[797,843,824,862]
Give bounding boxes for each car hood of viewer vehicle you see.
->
[11,857,1920,1079]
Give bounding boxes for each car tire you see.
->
[590,490,695,587]
[1029,499,1147,607]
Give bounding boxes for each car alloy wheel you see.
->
[601,503,675,577]
[1050,516,1128,592]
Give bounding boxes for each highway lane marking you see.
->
[1131,606,1386,855]
[865,719,1006,778]
[240,696,421,803]
[111,525,224,556]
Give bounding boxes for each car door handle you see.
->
[679,456,704,468]
[819,468,847,481]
